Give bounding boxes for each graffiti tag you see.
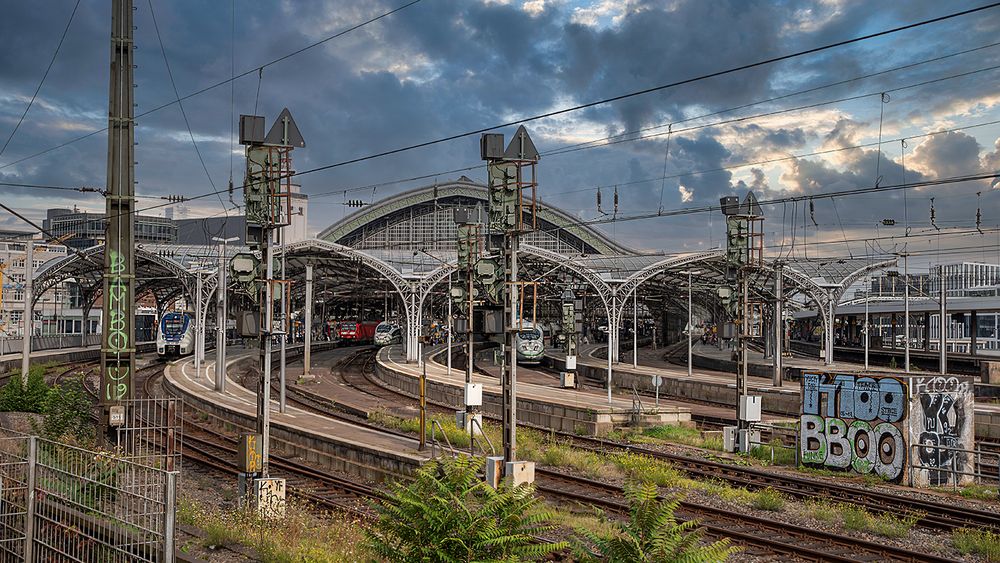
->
[105,249,130,401]
[800,373,908,482]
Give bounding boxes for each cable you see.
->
[0,0,81,159]
[544,39,1000,156]
[147,0,228,222]
[288,3,1000,178]
[0,0,425,171]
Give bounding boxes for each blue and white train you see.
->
[373,321,402,346]
[157,312,194,357]
[515,323,545,364]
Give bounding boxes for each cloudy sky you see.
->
[2,0,1000,271]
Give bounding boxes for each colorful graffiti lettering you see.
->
[105,249,130,401]
[800,373,908,482]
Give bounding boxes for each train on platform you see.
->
[515,323,545,364]
[157,312,194,357]
[336,320,379,343]
[373,322,402,346]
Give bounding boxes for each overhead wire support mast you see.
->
[100,0,136,439]
[481,126,539,484]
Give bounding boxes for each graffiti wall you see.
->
[800,373,908,482]
[800,372,975,487]
[909,376,974,487]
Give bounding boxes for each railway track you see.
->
[281,348,967,561]
[303,347,1000,536]
[536,468,954,563]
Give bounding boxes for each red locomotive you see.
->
[336,320,379,343]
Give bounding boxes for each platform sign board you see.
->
[253,477,286,520]
[799,372,974,487]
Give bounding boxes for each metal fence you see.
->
[0,433,177,562]
[112,398,183,473]
[908,443,1000,490]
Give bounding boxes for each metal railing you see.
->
[908,443,1000,491]
[746,423,799,466]
[0,432,177,562]
[430,420,457,460]
[630,385,643,425]
[469,417,495,457]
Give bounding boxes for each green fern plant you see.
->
[365,456,567,562]
[575,481,739,562]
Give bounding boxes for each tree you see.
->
[576,481,739,563]
[365,456,567,562]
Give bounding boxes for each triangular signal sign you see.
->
[742,191,762,217]
[265,108,306,148]
[503,125,539,161]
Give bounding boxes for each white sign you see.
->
[651,375,663,387]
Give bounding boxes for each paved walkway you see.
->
[382,345,689,418]
[165,349,428,461]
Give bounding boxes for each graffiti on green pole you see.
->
[105,249,129,401]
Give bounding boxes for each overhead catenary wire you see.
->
[0,0,82,160]
[0,0,425,171]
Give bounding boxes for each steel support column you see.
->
[20,240,33,382]
[304,264,313,377]
[773,265,782,386]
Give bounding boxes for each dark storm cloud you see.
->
[1,0,1000,258]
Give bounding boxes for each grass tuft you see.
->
[954,528,1000,561]
[750,487,785,511]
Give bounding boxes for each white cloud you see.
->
[678,184,693,202]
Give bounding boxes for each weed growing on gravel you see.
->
[178,496,368,561]
[960,484,999,501]
[751,488,785,511]
[608,451,689,487]
[803,499,839,523]
[700,480,757,504]
[747,439,796,466]
[953,528,1000,561]
[642,424,723,450]
[837,504,923,538]
[841,506,870,531]
[867,511,922,539]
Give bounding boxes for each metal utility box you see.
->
[480,133,505,160]
[738,428,761,454]
[239,115,265,145]
[719,196,740,216]
[236,311,260,337]
[799,371,975,487]
[739,395,762,422]
[238,433,263,474]
[464,383,483,407]
[722,426,738,452]
[505,461,535,486]
[560,371,575,388]
[565,356,577,371]
[485,456,504,488]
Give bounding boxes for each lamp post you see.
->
[679,270,702,376]
[212,236,239,393]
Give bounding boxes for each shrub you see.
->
[751,488,785,511]
[0,364,51,413]
[365,456,567,562]
[804,499,839,523]
[954,528,1000,561]
[960,484,999,501]
[39,377,94,443]
[575,481,739,562]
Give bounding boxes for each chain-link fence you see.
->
[0,432,177,562]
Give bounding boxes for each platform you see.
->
[375,345,690,436]
[163,343,429,480]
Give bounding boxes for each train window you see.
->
[376,325,393,332]
[164,317,185,333]
[518,330,540,340]
[339,322,356,330]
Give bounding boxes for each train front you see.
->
[157,312,193,357]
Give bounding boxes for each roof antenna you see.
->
[977,191,983,234]
[930,197,940,230]
[809,199,818,227]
